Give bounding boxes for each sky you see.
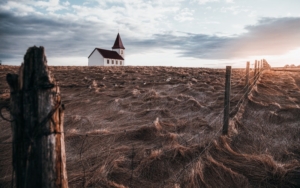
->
[0,0,300,68]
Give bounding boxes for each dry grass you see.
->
[0,65,299,187]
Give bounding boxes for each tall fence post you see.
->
[245,61,250,92]
[222,66,231,135]
[6,46,68,188]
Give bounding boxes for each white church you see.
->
[88,33,125,66]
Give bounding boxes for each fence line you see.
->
[0,57,273,187]
[158,59,270,186]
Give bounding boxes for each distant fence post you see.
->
[222,66,231,135]
[6,46,68,188]
[254,60,257,77]
[245,61,250,92]
[260,60,262,72]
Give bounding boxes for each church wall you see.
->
[88,51,104,66]
[104,58,114,66]
[104,58,124,66]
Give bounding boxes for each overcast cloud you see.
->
[0,0,299,66]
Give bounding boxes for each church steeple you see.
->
[112,33,125,59]
[112,33,125,49]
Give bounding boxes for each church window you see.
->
[116,61,118,65]
[120,61,122,65]
[121,50,123,54]
[107,59,109,64]
[112,60,114,64]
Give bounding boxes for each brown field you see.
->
[0,65,300,187]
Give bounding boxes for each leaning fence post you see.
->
[245,61,250,92]
[6,46,68,188]
[222,66,231,135]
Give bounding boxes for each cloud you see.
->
[205,17,300,58]
[195,0,219,5]
[0,1,36,15]
[225,0,233,3]
[62,1,70,6]
[129,17,300,59]
[174,8,194,22]
[0,10,111,62]
[0,0,185,63]
[227,17,300,57]
[196,0,233,4]
[219,5,249,15]
[0,2,299,65]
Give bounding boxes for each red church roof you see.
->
[88,48,124,60]
[112,33,125,49]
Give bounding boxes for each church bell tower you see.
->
[112,33,125,59]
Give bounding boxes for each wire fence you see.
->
[1,61,290,188]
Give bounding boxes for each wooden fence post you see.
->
[245,61,250,92]
[6,46,68,188]
[222,66,231,135]
[259,61,262,72]
[254,60,257,77]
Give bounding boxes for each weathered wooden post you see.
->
[245,61,250,92]
[222,66,231,135]
[6,46,68,188]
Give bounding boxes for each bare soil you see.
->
[0,66,299,187]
